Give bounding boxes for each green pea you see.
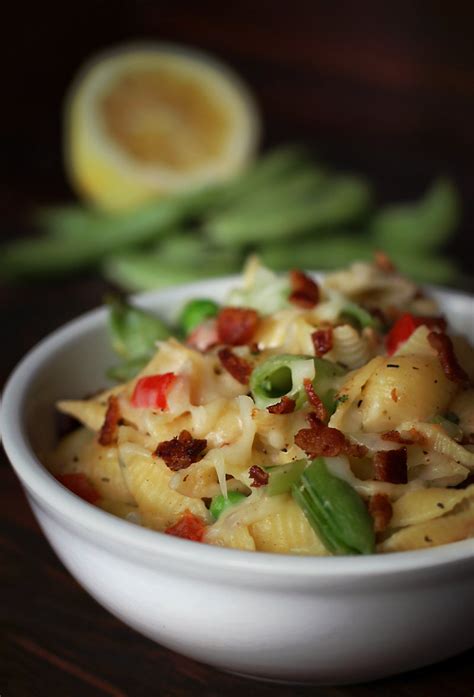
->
[292,457,375,555]
[179,298,220,336]
[210,491,247,520]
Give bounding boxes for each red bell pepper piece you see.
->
[131,372,176,409]
[385,313,446,355]
[164,511,206,542]
[56,473,100,504]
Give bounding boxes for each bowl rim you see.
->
[2,274,474,578]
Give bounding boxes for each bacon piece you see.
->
[369,494,393,532]
[267,396,296,414]
[303,379,328,422]
[381,430,414,445]
[374,250,396,273]
[218,347,252,385]
[249,465,269,487]
[427,331,470,387]
[56,473,101,504]
[165,511,206,542]
[461,433,474,446]
[98,395,121,446]
[289,270,320,308]
[295,415,367,458]
[373,448,408,484]
[155,430,207,471]
[217,307,259,346]
[311,327,333,357]
[391,388,398,403]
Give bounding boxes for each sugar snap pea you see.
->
[371,177,460,253]
[312,358,347,415]
[250,354,316,410]
[340,301,381,331]
[266,460,308,496]
[106,355,150,382]
[206,175,373,246]
[107,295,170,359]
[103,252,240,291]
[292,457,375,555]
[258,236,374,271]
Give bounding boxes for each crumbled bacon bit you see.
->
[155,430,207,471]
[165,511,206,541]
[217,307,259,346]
[391,388,398,403]
[289,270,320,308]
[461,433,474,445]
[427,331,470,387]
[374,448,408,484]
[374,250,396,273]
[267,396,296,414]
[218,347,252,385]
[303,379,328,422]
[381,430,413,445]
[295,415,367,458]
[311,327,333,357]
[369,494,393,532]
[98,395,121,446]
[249,465,269,487]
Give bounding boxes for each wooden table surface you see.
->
[1,2,473,695]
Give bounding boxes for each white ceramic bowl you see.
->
[2,277,474,685]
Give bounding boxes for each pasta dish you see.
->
[48,256,474,554]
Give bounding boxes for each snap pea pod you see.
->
[214,146,313,208]
[312,358,347,416]
[258,236,374,271]
[371,177,460,253]
[106,355,150,382]
[179,298,220,335]
[216,167,328,216]
[340,301,381,330]
[292,457,375,555]
[210,491,247,520]
[205,175,373,247]
[250,354,316,410]
[0,194,218,278]
[388,253,458,284]
[266,460,308,496]
[35,205,105,239]
[106,296,172,382]
[107,295,171,360]
[103,252,240,291]
[250,354,346,413]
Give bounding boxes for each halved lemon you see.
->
[64,43,260,211]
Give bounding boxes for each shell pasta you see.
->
[48,258,474,555]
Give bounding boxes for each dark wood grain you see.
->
[1,2,473,694]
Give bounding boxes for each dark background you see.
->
[1,2,473,696]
